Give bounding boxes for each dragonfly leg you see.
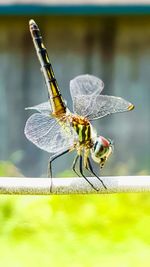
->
[48,149,70,192]
[48,149,70,177]
[79,155,99,192]
[86,158,107,189]
[72,155,80,177]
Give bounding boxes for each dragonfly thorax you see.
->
[71,115,92,144]
[91,136,113,168]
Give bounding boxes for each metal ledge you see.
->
[0,176,150,195]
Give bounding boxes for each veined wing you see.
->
[70,75,104,117]
[70,74,104,100]
[25,102,51,115]
[70,74,134,119]
[72,95,134,120]
[24,113,77,153]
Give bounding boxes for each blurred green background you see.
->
[0,1,150,267]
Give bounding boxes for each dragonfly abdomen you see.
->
[29,19,66,117]
[71,116,91,143]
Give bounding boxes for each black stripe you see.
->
[81,125,86,142]
[94,141,98,151]
[76,124,79,135]
[86,125,91,140]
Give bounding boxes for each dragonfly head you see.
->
[91,136,114,168]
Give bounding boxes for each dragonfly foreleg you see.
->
[79,155,99,192]
[72,155,80,177]
[48,149,70,177]
[86,158,107,189]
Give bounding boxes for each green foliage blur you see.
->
[0,161,150,267]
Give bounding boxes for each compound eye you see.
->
[94,141,106,157]
[99,145,105,153]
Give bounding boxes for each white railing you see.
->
[0,176,150,195]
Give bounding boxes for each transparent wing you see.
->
[70,74,104,100]
[71,95,93,118]
[72,95,134,120]
[25,102,51,115]
[24,113,77,153]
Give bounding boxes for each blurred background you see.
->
[0,2,149,178]
[0,1,150,267]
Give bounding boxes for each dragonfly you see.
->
[24,19,134,191]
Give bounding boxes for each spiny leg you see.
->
[48,149,70,192]
[79,155,99,192]
[72,155,80,177]
[86,158,107,189]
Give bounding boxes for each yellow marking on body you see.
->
[47,70,51,79]
[73,123,77,133]
[78,125,84,142]
[85,124,90,141]
[46,54,50,63]
[49,82,58,96]
[41,43,45,49]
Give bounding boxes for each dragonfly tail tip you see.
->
[29,19,36,26]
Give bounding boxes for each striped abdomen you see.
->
[71,115,91,143]
[29,20,66,117]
